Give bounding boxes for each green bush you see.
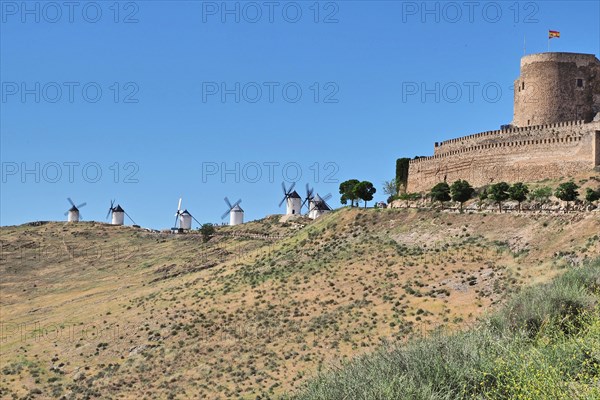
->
[289,258,600,400]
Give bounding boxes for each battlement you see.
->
[406,120,599,192]
[426,120,586,157]
[521,52,598,68]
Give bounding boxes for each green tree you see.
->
[398,192,421,208]
[508,182,530,212]
[339,179,360,207]
[396,158,410,194]
[488,182,510,213]
[585,187,600,202]
[450,180,474,212]
[529,186,553,205]
[354,181,377,208]
[430,182,451,209]
[383,179,399,203]
[555,182,579,211]
[478,187,489,201]
[199,223,215,242]
[476,187,489,210]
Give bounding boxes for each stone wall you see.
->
[406,120,599,193]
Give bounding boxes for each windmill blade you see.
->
[305,183,314,198]
[221,209,231,220]
[67,197,76,207]
[281,182,287,195]
[64,211,69,216]
[77,202,87,209]
[224,197,232,209]
[173,215,179,228]
[231,199,242,209]
[124,210,137,225]
[303,184,314,210]
[177,198,182,212]
[190,214,202,227]
[278,196,287,208]
[288,181,296,194]
[106,200,114,219]
[321,193,333,202]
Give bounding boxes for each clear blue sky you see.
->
[1,0,599,228]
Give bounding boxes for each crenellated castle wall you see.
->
[406,120,600,193]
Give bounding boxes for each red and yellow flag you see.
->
[549,30,560,39]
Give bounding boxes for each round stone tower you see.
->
[512,52,600,127]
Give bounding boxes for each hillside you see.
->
[290,258,600,399]
[1,208,599,399]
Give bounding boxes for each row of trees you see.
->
[422,180,598,212]
[339,180,377,208]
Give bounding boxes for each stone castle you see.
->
[406,52,600,193]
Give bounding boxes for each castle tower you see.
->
[512,52,600,127]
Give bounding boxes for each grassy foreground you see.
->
[289,258,600,400]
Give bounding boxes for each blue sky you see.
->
[1,0,599,228]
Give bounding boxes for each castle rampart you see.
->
[433,120,586,155]
[407,120,599,192]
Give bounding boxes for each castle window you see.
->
[522,82,525,90]
[576,79,583,88]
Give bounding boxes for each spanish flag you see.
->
[549,30,560,39]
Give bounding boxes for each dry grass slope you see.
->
[1,208,599,399]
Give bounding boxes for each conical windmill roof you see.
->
[289,190,301,199]
[181,209,191,216]
[69,205,79,212]
[312,194,332,211]
[316,202,332,211]
[232,204,244,212]
[113,205,124,212]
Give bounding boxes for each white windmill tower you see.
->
[64,197,86,222]
[222,197,243,226]
[106,200,136,226]
[173,198,201,231]
[279,182,302,215]
[308,193,333,220]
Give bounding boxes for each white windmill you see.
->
[300,184,314,215]
[173,198,201,231]
[64,197,86,222]
[308,193,333,220]
[222,197,243,226]
[279,182,302,215]
[106,200,136,226]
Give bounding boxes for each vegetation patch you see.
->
[290,258,600,400]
